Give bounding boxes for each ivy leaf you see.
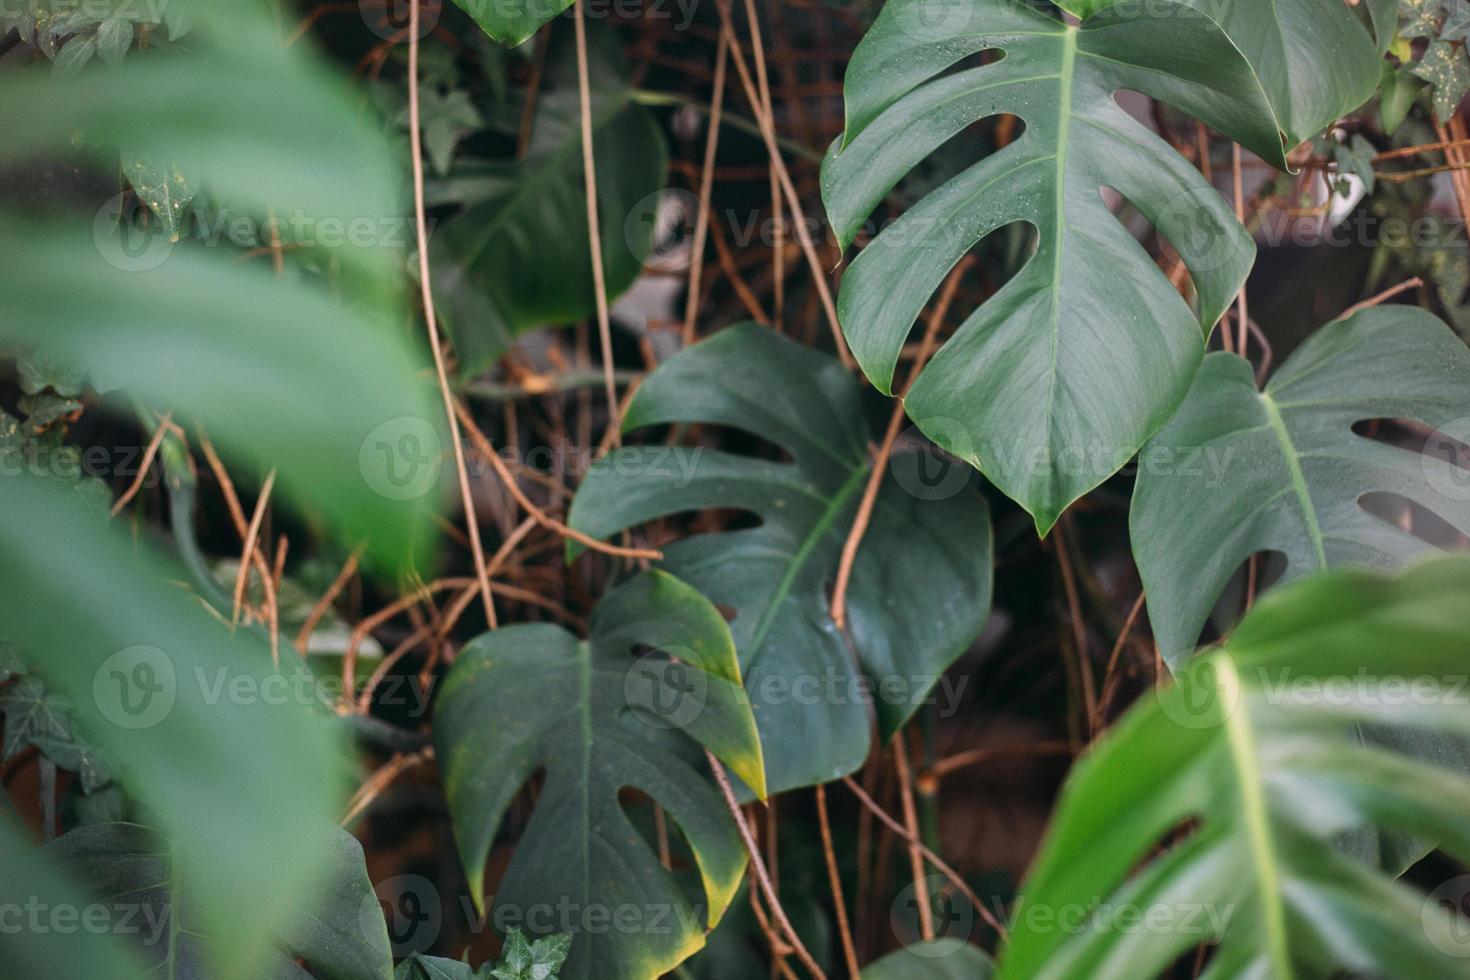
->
[398,88,482,178]
[0,674,115,792]
[121,153,197,242]
[46,822,393,980]
[1403,0,1448,38]
[95,16,133,65]
[1333,134,1379,194]
[18,394,82,430]
[822,0,1288,532]
[0,676,75,763]
[999,556,1470,979]
[1131,307,1470,668]
[569,325,993,794]
[1443,0,1470,42]
[17,348,85,397]
[490,929,571,980]
[435,570,763,980]
[1410,39,1470,118]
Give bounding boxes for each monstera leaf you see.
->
[1131,307,1470,668]
[46,822,392,980]
[822,0,1290,533]
[999,556,1470,979]
[434,570,764,980]
[431,28,666,376]
[449,0,566,47]
[0,0,441,571]
[1089,0,1382,144]
[567,325,993,794]
[0,474,352,980]
[863,941,996,978]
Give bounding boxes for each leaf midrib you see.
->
[745,463,870,658]
[1216,657,1294,978]
[1041,27,1079,496]
[1259,390,1328,569]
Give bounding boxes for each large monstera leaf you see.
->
[822,0,1289,533]
[1131,307,1470,668]
[1067,0,1382,145]
[1000,556,1470,979]
[567,325,994,794]
[46,822,392,980]
[434,570,764,980]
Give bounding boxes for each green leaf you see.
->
[0,676,75,761]
[1403,0,1446,38]
[1410,38,1470,118]
[17,347,85,397]
[0,2,400,278]
[46,821,393,980]
[0,472,350,980]
[51,35,96,75]
[0,0,442,573]
[568,325,994,794]
[1175,0,1381,146]
[402,87,483,177]
[863,940,996,979]
[0,219,444,573]
[94,15,133,65]
[0,674,114,791]
[1365,0,1401,53]
[434,570,763,980]
[1445,0,1470,42]
[396,955,486,980]
[822,0,1287,533]
[449,0,568,47]
[430,36,666,377]
[0,811,150,980]
[999,555,1470,979]
[1130,307,1470,669]
[121,152,196,242]
[1380,64,1424,134]
[491,928,572,980]
[1333,133,1378,193]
